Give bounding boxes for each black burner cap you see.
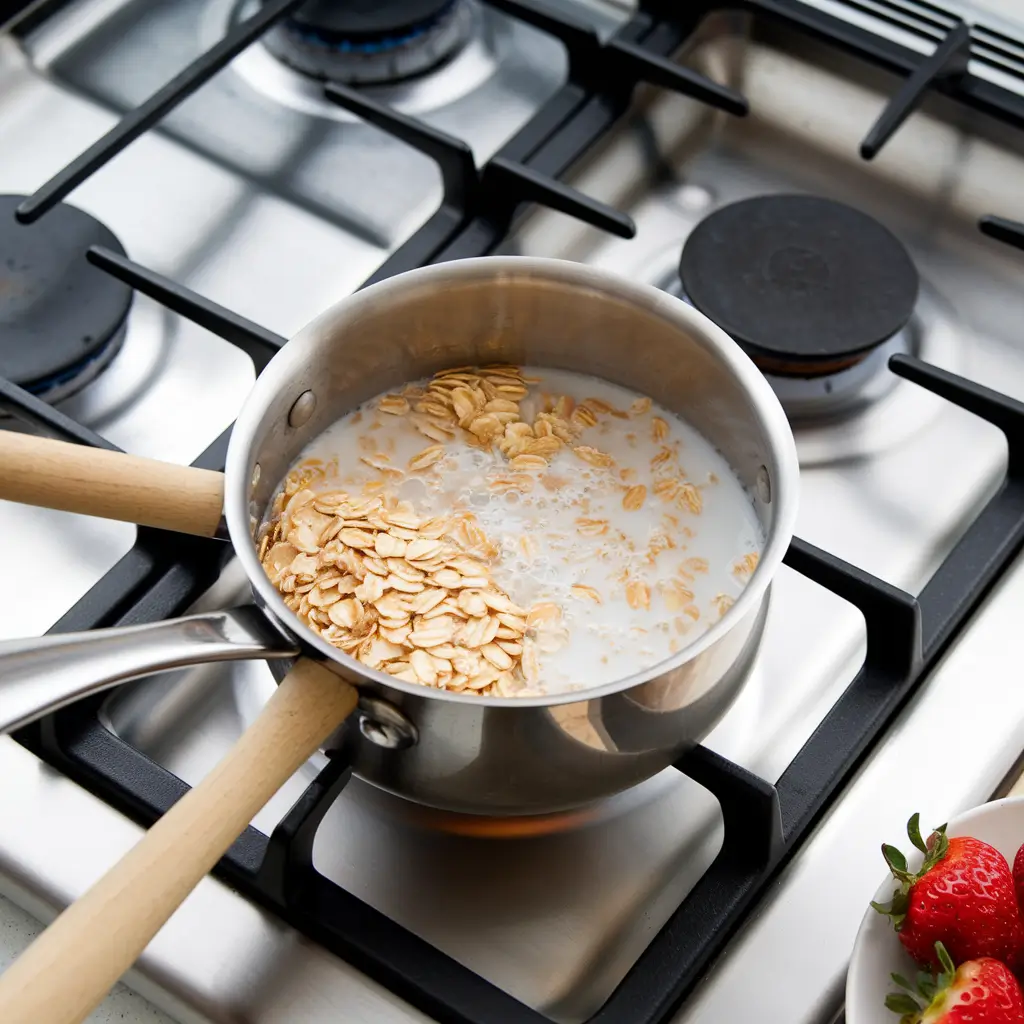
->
[0,194,131,394]
[288,0,456,39]
[679,195,919,376]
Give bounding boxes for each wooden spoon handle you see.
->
[0,659,357,1024]
[0,432,225,537]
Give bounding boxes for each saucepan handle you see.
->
[0,606,299,735]
[0,657,357,1024]
[0,432,227,537]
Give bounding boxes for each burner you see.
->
[678,195,919,378]
[0,195,131,404]
[264,0,473,84]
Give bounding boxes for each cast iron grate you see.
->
[5,1,1024,1022]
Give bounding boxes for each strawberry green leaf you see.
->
[917,969,937,1001]
[885,993,921,1014]
[906,813,927,853]
[935,942,956,982]
[872,889,909,930]
[882,844,909,877]
[920,830,949,874]
[890,973,912,991]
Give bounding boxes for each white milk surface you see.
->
[288,368,763,694]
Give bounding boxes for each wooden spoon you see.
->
[0,659,356,1024]
[0,435,358,1022]
[0,432,226,537]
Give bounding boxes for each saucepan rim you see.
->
[226,257,800,707]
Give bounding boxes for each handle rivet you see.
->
[288,391,316,428]
[357,697,417,750]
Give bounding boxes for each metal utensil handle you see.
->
[0,658,357,1024]
[0,432,227,537]
[0,607,299,735]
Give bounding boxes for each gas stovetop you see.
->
[5,1,1024,1022]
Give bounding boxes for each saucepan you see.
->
[0,257,798,1023]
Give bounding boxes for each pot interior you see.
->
[228,258,797,702]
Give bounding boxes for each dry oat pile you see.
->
[259,486,566,696]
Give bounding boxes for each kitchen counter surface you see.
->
[0,892,173,1023]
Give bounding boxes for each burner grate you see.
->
[12,0,308,225]
[5,1,1024,1022]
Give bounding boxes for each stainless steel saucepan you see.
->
[0,258,798,1023]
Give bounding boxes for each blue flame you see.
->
[288,1,456,54]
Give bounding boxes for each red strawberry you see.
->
[885,941,1024,1023]
[872,813,1024,969]
[1012,842,1024,914]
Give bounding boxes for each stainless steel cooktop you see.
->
[4,1,1024,1022]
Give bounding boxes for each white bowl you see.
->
[846,796,1024,1024]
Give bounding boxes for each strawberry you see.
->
[872,813,1024,969]
[885,942,1024,1023]
[1012,841,1024,915]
